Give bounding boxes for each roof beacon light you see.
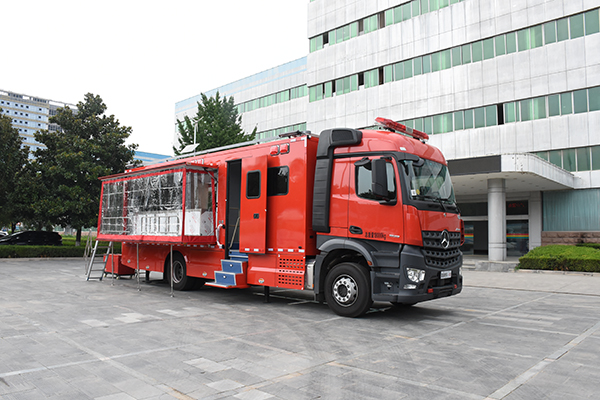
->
[375,117,429,141]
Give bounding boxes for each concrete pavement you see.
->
[0,259,599,399]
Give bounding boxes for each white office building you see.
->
[1,89,76,155]
[176,0,600,260]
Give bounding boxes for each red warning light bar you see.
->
[375,117,429,141]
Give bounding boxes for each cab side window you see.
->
[356,161,396,201]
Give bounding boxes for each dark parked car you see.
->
[0,231,62,246]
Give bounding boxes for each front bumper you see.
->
[371,245,463,304]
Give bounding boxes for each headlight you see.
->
[407,268,425,283]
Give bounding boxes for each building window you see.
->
[548,95,560,116]
[573,89,588,113]
[570,14,585,39]
[589,87,600,111]
[592,146,600,170]
[561,92,572,115]
[577,148,591,171]
[586,9,600,34]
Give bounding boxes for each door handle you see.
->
[349,226,363,235]
[215,224,224,248]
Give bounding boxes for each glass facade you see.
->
[379,85,599,138]
[310,0,466,53]
[237,85,307,114]
[543,189,600,231]
[535,145,600,172]
[256,122,307,140]
[308,8,600,109]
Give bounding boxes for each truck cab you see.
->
[311,120,463,317]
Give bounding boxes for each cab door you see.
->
[240,155,268,253]
[348,156,404,243]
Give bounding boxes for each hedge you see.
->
[0,237,120,258]
[519,245,600,272]
[577,243,600,250]
[0,245,87,258]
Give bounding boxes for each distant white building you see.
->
[134,150,171,166]
[0,89,75,156]
[176,0,600,260]
[2,89,170,165]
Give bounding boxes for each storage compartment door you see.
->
[240,155,268,254]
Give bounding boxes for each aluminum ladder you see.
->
[85,240,113,281]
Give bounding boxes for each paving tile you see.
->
[184,357,231,373]
[206,378,245,391]
[95,393,137,400]
[234,389,275,399]
[1,260,600,400]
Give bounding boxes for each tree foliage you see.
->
[24,93,139,242]
[0,109,29,230]
[174,92,256,155]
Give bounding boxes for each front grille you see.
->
[422,230,461,268]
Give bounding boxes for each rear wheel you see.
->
[166,253,196,291]
[324,262,372,317]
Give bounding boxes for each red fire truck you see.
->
[96,118,463,317]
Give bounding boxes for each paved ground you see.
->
[0,259,599,400]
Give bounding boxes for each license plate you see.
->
[440,270,452,279]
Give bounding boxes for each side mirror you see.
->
[371,159,389,200]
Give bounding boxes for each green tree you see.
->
[12,161,53,231]
[0,109,29,232]
[174,92,256,155]
[31,93,139,245]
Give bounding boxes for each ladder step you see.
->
[229,250,248,262]
[221,260,246,274]
[205,281,249,289]
[205,282,234,288]
[214,271,238,286]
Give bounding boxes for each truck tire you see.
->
[166,253,195,291]
[324,262,372,317]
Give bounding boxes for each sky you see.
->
[2,0,308,155]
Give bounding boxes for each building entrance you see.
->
[459,201,529,257]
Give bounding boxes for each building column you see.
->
[529,191,542,250]
[488,178,506,261]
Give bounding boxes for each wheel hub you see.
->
[332,275,358,306]
[172,261,184,283]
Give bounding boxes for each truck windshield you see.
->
[404,159,456,204]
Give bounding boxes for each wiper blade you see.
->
[414,194,441,201]
[414,194,455,212]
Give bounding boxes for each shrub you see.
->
[0,236,120,258]
[576,243,600,250]
[519,245,600,272]
[0,245,86,258]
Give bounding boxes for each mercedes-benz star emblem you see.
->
[440,230,450,250]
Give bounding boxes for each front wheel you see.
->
[324,262,372,317]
